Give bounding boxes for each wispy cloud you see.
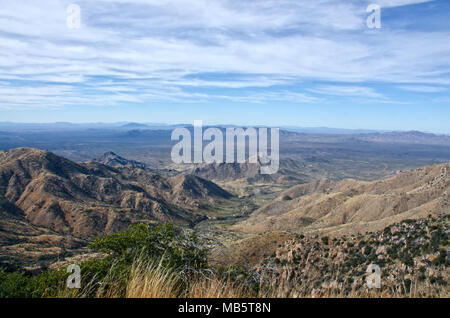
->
[0,0,448,110]
[309,85,385,99]
[376,0,434,8]
[397,85,448,93]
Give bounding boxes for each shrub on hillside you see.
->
[0,222,208,298]
[89,223,207,273]
[0,267,67,298]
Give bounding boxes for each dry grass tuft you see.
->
[125,260,181,298]
[183,276,253,298]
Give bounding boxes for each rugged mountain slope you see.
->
[254,216,449,297]
[189,158,311,184]
[235,163,449,236]
[94,151,148,170]
[0,195,87,272]
[0,148,231,238]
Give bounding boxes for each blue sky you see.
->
[0,0,449,133]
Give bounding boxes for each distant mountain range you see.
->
[354,131,450,145]
[281,126,384,135]
[0,122,448,136]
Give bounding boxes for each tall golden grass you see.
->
[123,260,258,298]
[61,260,448,298]
[126,260,181,298]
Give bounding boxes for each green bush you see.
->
[0,269,30,298]
[0,267,67,298]
[89,223,207,273]
[0,222,208,298]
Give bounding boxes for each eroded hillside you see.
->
[0,148,232,270]
[235,163,449,236]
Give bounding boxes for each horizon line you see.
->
[0,121,449,136]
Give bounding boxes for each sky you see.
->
[0,0,449,133]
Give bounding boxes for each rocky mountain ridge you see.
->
[0,148,231,237]
[235,162,449,236]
